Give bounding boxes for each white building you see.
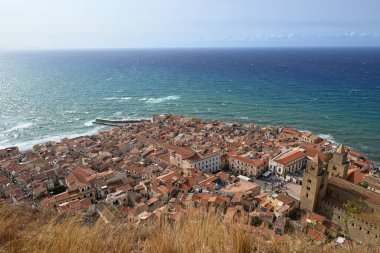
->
[269,149,307,177]
[167,144,221,173]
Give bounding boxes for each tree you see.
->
[343,199,366,249]
[360,181,368,189]
[52,184,66,195]
[324,152,333,169]
[252,216,262,227]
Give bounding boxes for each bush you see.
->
[252,216,262,227]
[52,184,66,195]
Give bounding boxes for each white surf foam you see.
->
[318,133,338,145]
[2,122,33,134]
[105,97,132,101]
[104,97,119,100]
[9,126,105,151]
[145,95,180,104]
[84,120,94,127]
[64,110,77,114]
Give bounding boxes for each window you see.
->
[307,186,310,190]
[307,179,311,183]
[306,193,309,198]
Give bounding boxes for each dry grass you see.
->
[0,204,374,253]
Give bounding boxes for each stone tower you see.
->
[327,144,348,179]
[300,155,328,212]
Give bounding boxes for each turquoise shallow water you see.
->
[0,48,379,163]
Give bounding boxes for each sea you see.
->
[0,48,379,163]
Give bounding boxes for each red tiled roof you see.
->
[274,150,305,165]
[164,144,194,157]
[347,171,367,185]
[307,212,326,222]
[229,155,264,167]
[277,194,295,206]
[307,229,325,241]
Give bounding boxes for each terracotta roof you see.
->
[347,165,359,176]
[229,155,264,167]
[277,194,295,206]
[58,198,91,212]
[186,150,221,162]
[165,144,194,157]
[274,150,305,165]
[307,212,326,222]
[347,171,367,185]
[307,229,325,241]
[53,192,70,202]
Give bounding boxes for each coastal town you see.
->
[0,114,379,249]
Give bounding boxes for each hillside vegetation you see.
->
[0,205,375,253]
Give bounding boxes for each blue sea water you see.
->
[0,48,379,163]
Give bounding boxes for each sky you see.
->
[0,0,380,49]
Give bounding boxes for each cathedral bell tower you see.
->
[300,155,328,212]
[327,144,348,179]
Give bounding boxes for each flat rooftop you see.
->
[220,179,260,194]
[282,182,301,201]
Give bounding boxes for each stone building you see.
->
[327,144,349,179]
[300,145,380,243]
[227,155,265,177]
[300,155,328,212]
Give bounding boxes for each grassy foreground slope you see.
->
[0,205,374,253]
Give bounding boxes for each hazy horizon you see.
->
[1,0,380,50]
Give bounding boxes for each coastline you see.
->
[1,48,379,163]
[1,114,376,166]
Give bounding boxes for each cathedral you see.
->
[300,144,380,243]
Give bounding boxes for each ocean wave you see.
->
[145,95,180,104]
[5,126,105,151]
[104,97,132,101]
[0,139,9,145]
[64,110,77,114]
[84,120,94,126]
[138,97,148,101]
[318,133,337,145]
[2,122,33,134]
